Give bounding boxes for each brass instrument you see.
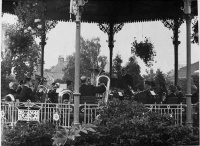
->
[58,89,73,104]
[96,75,110,103]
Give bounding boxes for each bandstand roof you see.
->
[2,0,198,24]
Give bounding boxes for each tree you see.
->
[112,54,123,88]
[192,74,199,89]
[63,37,107,81]
[1,22,41,81]
[154,69,168,97]
[124,56,144,90]
[192,19,198,44]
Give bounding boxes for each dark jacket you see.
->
[19,86,35,102]
[134,89,157,104]
[177,91,184,103]
[165,93,178,104]
[191,91,199,104]
[48,89,58,103]
[79,84,106,97]
[122,73,133,88]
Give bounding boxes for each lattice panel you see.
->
[18,110,40,121]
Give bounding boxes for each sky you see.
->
[1,13,199,75]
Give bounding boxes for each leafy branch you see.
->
[131,37,156,67]
[52,123,97,146]
[14,0,57,39]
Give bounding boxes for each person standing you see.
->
[19,77,36,102]
[164,85,178,104]
[79,76,106,97]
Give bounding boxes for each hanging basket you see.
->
[131,37,156,67]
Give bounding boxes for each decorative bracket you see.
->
[70,0,88,21]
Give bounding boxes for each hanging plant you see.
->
[14,0,57,39]
[131,37,156,67]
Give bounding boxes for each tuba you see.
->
[96,75,110,103]
[58,89,73,104]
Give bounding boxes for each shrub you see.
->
[72,99,199,146]
[1,122,55,146]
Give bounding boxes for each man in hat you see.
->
[19,77,37,102]
[79,76,106,97]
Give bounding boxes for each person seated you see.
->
[5,82,18,102]
[164,85,179,104]
[176,85,184,104]
[19,77,37,102]
[134,80,157,104]
[16,80,23,95]
[48,82,59,103]
[121,68,133,96]
[191,85,199,104]
[80,76,106,96]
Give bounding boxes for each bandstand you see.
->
[2,0,198,127]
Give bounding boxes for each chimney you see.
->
[58,55,64,65]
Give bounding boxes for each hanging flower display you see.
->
[131,37,156,67]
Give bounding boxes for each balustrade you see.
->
[1,101,197,127]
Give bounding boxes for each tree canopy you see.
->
[63,37,107,81]
[1,22,41,81]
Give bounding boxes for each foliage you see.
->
[192,74,199,89]
[1,22,41,81]
[154,69,168,96]
[177,78,195,95]
[143,68,156,81]
[131,37,156,67]
[124,56,144,90]
[112,54,123,88]
[1,122,55,146]
[63,37,107,81]
[191,19,198,44]
[71,99,199,146]
[52,123,97,146]
[14,0,57,39]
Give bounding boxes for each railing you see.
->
[145,104,185,125]
[1,101,196,127]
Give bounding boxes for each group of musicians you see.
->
[4,67,198,105]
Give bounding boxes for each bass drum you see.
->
[58,89,73,104]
